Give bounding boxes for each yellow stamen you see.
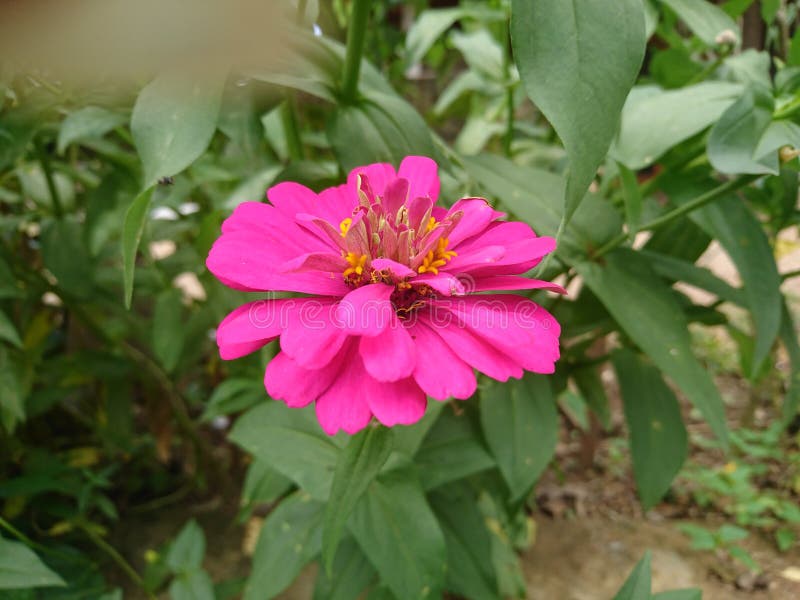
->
[339,217,353,237]
[343,252,368,278]
[425,216,437,233]
[417,237,457,275]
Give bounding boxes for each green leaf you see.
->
[166,520,205,573]
[511,0,646,223]
[0,535,65,589]
[327,92,438,173]
[707,86,778,175]
[202,378,266,422]
[0,349,26,433]
[169,570,215,600]
[612,551,651,600]
[131,72,225,188]
[229,403,342,501]
[57,107,126,154]
[414,408,495,491]
[0,257,21,299]
[575,249,728,445]
[405,7,505,67]
[612,350,688,510]
[244,492,324,600]
[121,187,154,309]
[429,485,498,600]
[349,468,446,600]
[641,249,744,306]
[0,310,22,348]
[660,0,739,46]
[322,426,393,574]
[618,162,643,238]
[0,107,39,172]
[152,289,185,373]
[480,374,558,501]
[572,366,611,428]
[613,82,742,169]
[313,537,376,600]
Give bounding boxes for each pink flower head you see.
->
[207,156,563,435]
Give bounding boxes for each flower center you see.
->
[417,237,457,275]
[391,283,434,319]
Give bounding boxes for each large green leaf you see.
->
[613,82,742,169]
[349,468,446,600]
[244,492,324,600]
[480,374,558,501]
[429,485,498,600]
[612,552,651,600]
[612,350,688,510]
[660,0,739,46]
[41,219,93,300]
[169,570,215,600]
[707,86,779,175]
[166,520,205,573]
[229,403,342,501]
[414,409,495,491]
[575,249,728,445]
[121,187,154,309]
[322,426,393,573]
[652,590,703,600]
[131,72,225,188]
[511,0,646,223]
[0,535,65,589]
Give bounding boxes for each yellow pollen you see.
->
[343,252,367,278]
[417,237,457,275]
[339,218,353,237]
[425,216,437,233]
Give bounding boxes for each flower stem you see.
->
[340,0,371,104]
[79,522,155,599]
[591,174,760,260]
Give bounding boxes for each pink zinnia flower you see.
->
[207,156,562,435]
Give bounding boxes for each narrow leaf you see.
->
[322,426,393,574]
[618,162,642,239]
[121,187,154,309]
[660,0,739,46]
[511,0,646,224]
[613,349,688,510]
[612,551,652,600]
[0,310,22,348]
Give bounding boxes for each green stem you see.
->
[591,174,759,260]
[782,268,800,281]
[36,140,63,218]
[340,0,371,104]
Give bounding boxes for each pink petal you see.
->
[412,272,466,296]
[347,162,397,198]
[280,300,349,369]
[371,258,416,279]
[265,350,342,408]
[465,237,557,277]
[216,300,290,360]
[280,252,347,274]
[398,156,440,202]
[267,182,319,218]
[446,198,504,246]
[407,320,476,400]
[315,350,374,435]
[406,196,434,232]
[335,283,395,336]
[359,317,416,381]
[382,177,409,218]
[365,377,428,428]
[443,245,506,272]
[470,276,567,294]
[419,310,523,381]
[318,184,358,224]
